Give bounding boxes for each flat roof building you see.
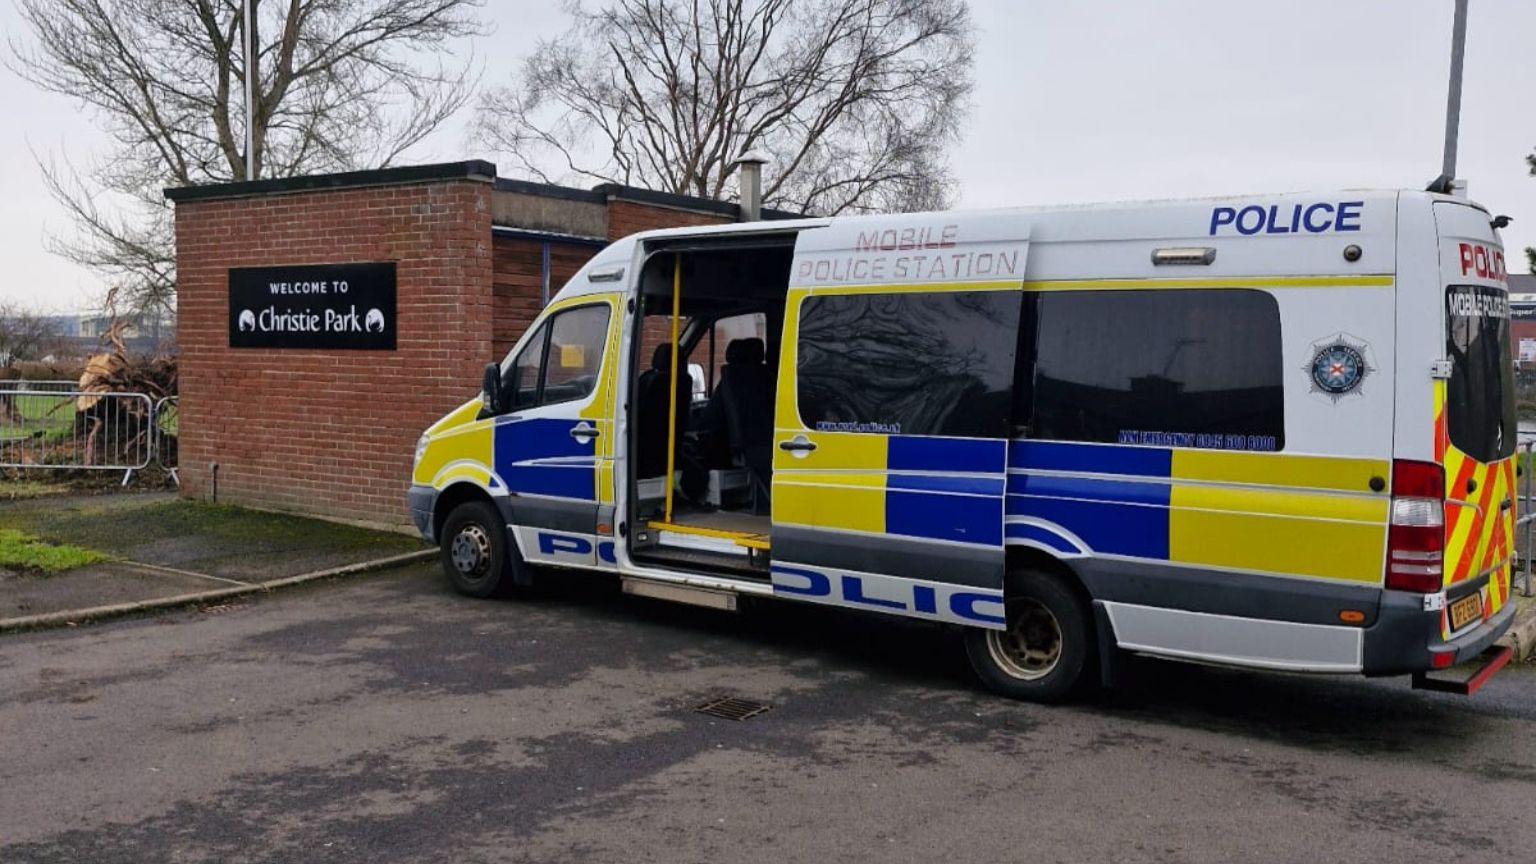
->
[165,160,790,527]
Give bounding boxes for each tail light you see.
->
[1385,459,1444,593]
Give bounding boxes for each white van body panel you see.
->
[1392,194,1446,465]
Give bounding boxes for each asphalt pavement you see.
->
[2,563,1535,863]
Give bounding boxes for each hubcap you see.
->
[450,523,492,578]
[986,598,1063,681]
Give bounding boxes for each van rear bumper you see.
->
[1361,589,1516,676]
[1077,557,1515,675]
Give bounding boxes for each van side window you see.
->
[1029,289,1285,451]
[796,291,1021,437]
[506,321,546,410]
[543,304,610,404]
[502,303,611,411]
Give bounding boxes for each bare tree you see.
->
[1528,148,1536,273]
[476,0,972,216]
[0,305,67,368]
[9,0,486,316]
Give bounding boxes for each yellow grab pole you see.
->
[664,254,682,522]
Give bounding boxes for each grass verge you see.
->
[0,479,69,500]
[0,527,105,573]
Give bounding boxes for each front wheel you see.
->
[439,499,514,598]
[964,568,1093,702]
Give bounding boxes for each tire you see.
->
[439,499,515,598]
[964,568,1094,702]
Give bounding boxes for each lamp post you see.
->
[1440,0,1469,193]
[243,0,256,181]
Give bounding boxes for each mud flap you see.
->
[1093,601,1122,690]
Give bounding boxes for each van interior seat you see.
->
[636,343,689,479]
[717,338,774,448]
[715,337,775,511]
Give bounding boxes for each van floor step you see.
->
[633,545,769,578]
[622,577,739,611]
[1411,645,1513,696]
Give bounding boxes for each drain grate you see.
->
[694,696,771,721]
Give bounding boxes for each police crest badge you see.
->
[1305,333,1374,403]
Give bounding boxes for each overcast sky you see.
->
[1,0,1532,312]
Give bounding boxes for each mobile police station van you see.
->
[408,187,1518,701]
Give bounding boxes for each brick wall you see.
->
[491,237,543,360]
[608,199,730,240]
[173,178,494,528]
[490,236,594,358]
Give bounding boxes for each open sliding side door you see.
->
[768,213,1032,629]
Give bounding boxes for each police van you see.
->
[408,189,1518,701]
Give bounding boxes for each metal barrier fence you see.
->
[1518,440,1536,598]
[0,379,84,393]
[0,388,160,484]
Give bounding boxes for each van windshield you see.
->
[1445,284,1516,463]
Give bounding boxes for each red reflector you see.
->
[1391,460,1445,498]
[1432,652,1456,669]
[1385,526,1443,593]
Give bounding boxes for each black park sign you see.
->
[229,262,397,350]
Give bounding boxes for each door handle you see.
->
[1502,498,1513,512]
[570,422,600,442]
[779,434,817,454]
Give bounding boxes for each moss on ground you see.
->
[0,500,422,562]
[0,527,105,573]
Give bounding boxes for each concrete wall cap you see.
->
[164,160,498,204]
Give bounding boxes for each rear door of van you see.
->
[1434,201,1517,637]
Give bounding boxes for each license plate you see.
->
[1449,592,1483,631]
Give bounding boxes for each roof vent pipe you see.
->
[733,152,769,222]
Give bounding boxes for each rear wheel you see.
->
[440,499,514,598]
[964,568,1093,702]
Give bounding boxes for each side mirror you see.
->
[481,362,502,414]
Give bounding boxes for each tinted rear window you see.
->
[1445,284,1516,462]
[1025,289,1285,451]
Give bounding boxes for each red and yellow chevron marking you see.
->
[1433,382,1513,641]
